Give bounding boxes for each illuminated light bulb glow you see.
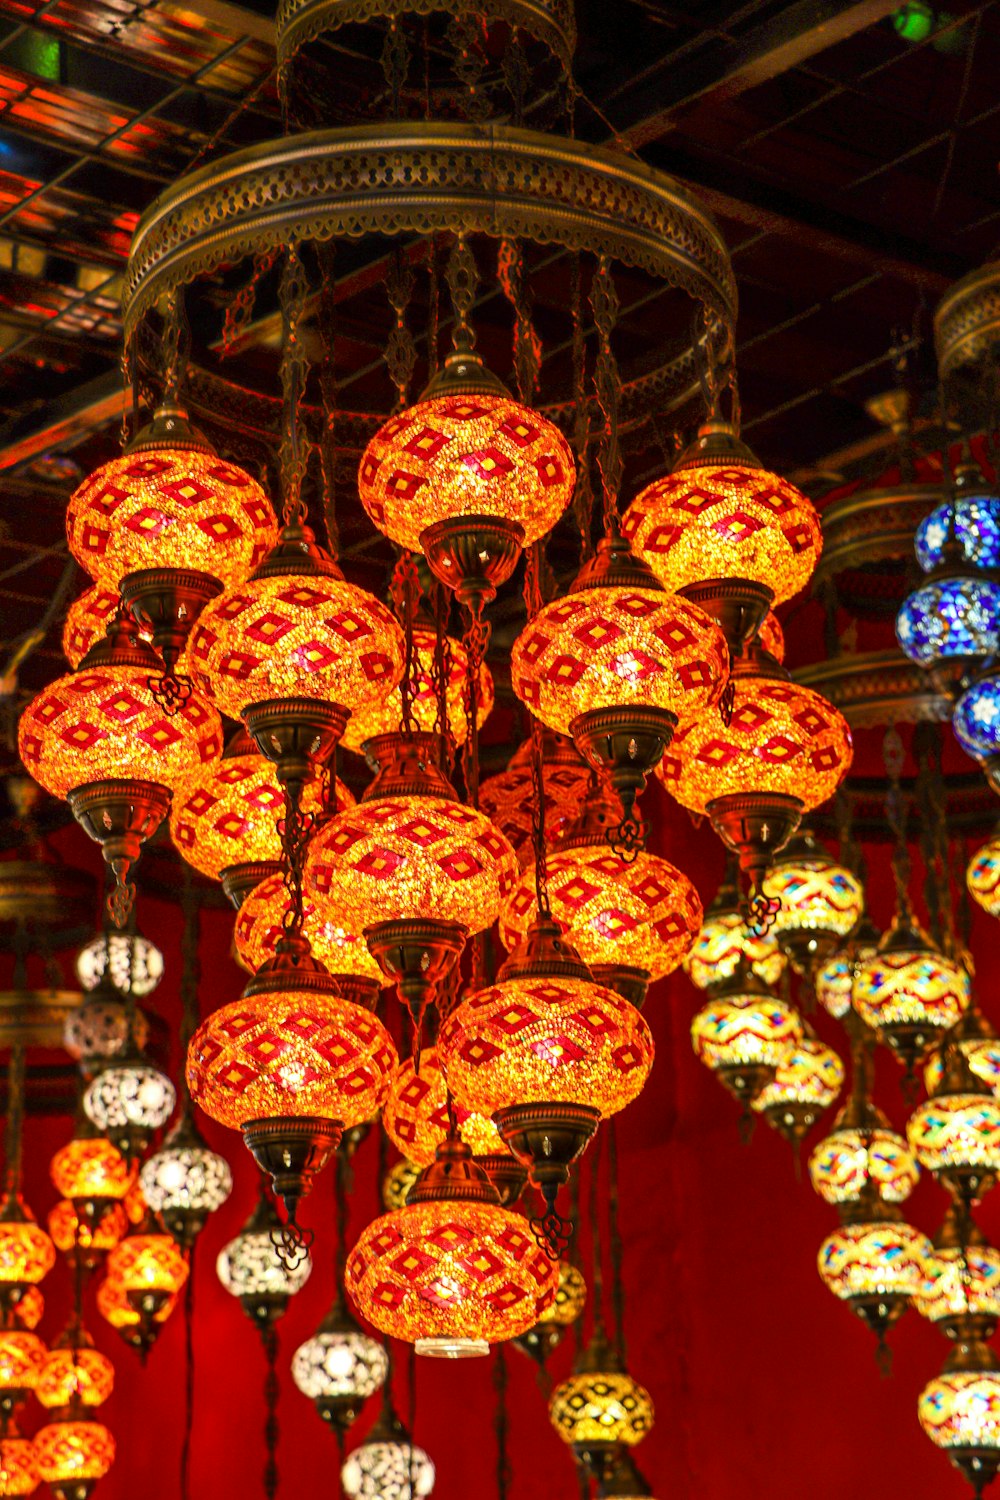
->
[341,625,493,753]
[438,977,654,1120]
[381,1050,506,1168]
[34,1421,115,1485]
[510,588,727,739]
[357,392,574,553]
[106,1234,189,1298]
[216,1229,312,1301]
[76,933,164,997]
[233,872,382,984]
[187,574,404,722]
[139,1141,233,1221]
[50,1140,132,1204]
[291,1315,388,1405]
[341,1434,435,1500]
[96,1275,175,1331]
[916,498,1000,573]
[36,1348,114,1411]
[919,1369,1000,1454]
[549,1364,654,1449]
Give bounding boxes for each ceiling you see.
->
[0,0,997,724]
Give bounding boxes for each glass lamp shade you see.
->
[82,1061,176,1134]
[357,386,574,554]
[621,440,822,605]
[11,1290,43,1332]
[169,732,340,883]
[438,976,654,1121]
[751,1036,844,1119]
[139,1128,233,1229]
[479,737,591,871]
[511,587,727,739]
[36,1346,114,1412]
[761,850,864,969]
[341,1427,435,1500]
[818,1219,932,1304]
[0,1330,47,1397]
[897,575,1000,668]
[63,996,147,1069]
[809,1126,919,1205]
[691,992,803,1073]
[968,836,1000,918]
[500,845,703,984]
[815,943,878,1021]
[757,610,785,662]
[381,1160,420,1212]
[915,1245,1000,1330]
[34,1420,114,1487]
[61,587,121,669]
[187,989,395,1134]
[0,1200,56,1289]
[916,497,1000,572]
[854,935,971,1058]
[233,872,382,984]
[18,649,222,802]
[65,427,277,589]
[381,1049,506,1168]
[106,1234,188,1300]
[216,1224,312,1301]
[0,1429,37,1497]
[540,1261,588,1327]
[919,1360,1000,1485]
[291,1302,388,1412]
[306,798,518,941]
[925,1034,1000,1097]
[47,1202,126,1258]
[346,1198,557,1354]
[96,1274,176,1332]
[907,1092,1000,1188]
[187,571,404,723]
[657,665,853,817]
[955,669,1000,763]
[549,1351,654,1453]
[341,625,493,753]
[50,1139,132,1206]
[75,933,163,998]
[684,907,785,991]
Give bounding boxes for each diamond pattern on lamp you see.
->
[233,871,381,982]
[187,990,396,1132]
[306,794,518,941]
[358,391,574,552]
[622,458,821,603]
[511,586,726,737]
[501,845,701,982]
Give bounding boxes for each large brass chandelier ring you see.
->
[123,121,737,339]
[935,260,1000,380]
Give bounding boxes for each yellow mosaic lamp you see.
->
[854,916,971,1078]
[760,828,864,976]
[818,1191,932,1354]
[340,623,494,753]
[907,1045,1000,1207]
[919,1339,1000,1496]
[914,1203,1000,1342]
[106,1230,189,1341]
[814,916,880,1020]
[690,959,802,1109]
[684,861,785,992]
[809,1021,919,1207]
[345,1135,557,1358]
[381,1160,421,1214]
[968,832,1000,920]
[751,1032,844,1148]
[548,1326,654,1485]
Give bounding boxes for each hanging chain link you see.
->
[570,255,594,560]
[493,1347,510,1500]
[589,256,622,531]
[390,550,422,737]
[380,16,410,117]
[497,239,540,403]
[425,235,441,377]
[222,250,278,359]
[524,544,550,920]
[446,235,478,351]
[317,243,340,559]
[884,725,912,924]
[262,1325,280,1500]
[278,244,311,527]
[385,247,418,410]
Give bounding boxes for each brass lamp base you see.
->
[334,975,381,1011]
[589,964,650,1009]
[678,576,773,656]
[241,1116,343,1224]
[512,1319,566,1366]
[716,1062,774,1107]
[706,791,803,893]
[221,860,281,911]
[364,917,466,1037]
[569,705,677,848]
[849,1291,908,1345]
[476,1153,528,1207]
[48,1482,99,1500]
[125,1285,173,1348]
[420,514,524,612]
[119,566,221,674]
[67,779,172,928]
[942,1166,998,1209]
[571,1439,624,1486]
[494,1101,600,1256]
[761,1098,823,1148]
[242,698,348,796]
[879,1022,936,1083]
[949,1449,1000,1498]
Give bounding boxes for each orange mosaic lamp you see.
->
[0,1422,37,1498]
[968,834,1000,919]
[169,727,339,904]
[36,1331,114,1417]
[106,1231,188,1336]
[684,863,785,992]
[0,1195,55,1310]
[358,344,575,609]
[34,1414,115,1500]
[49,1135,133,1217]
[853,917,971,1077]
[187,936,396,1228]
[187,522,404,804]
[751,1033,844,1147]
[96,1272,176,1355]
[500,784,703,1005]
[306,732,518,1037]
[690,961,803,1108]
[514,1259,587,1365]
[657,645,853,895]
[511,527,728,847]
[760,828,864,975]
[233,870,383,996]
[621,418,822,653]
[907,1047,1000,1207]
[46,1201,127,1273]
[381,1048,507,1169]
[548,1328,654,1484]
[10,1289,43,1333]
[479,734,592,871]
[61,588,121,669]
[919,1341,1000,1497]
[818,1204,932,1351]
[438,916,653,1253]
[345,1135,557,1358]
[18,617,223,925]
[341,623,494,754]
[0,1329,47,1412]
[66,401,278,692]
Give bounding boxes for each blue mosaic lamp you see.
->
[915,457,1000,573]
[954,667,1000,791]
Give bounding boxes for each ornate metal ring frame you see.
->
[793,649,952,730]
[935,260,1000,380]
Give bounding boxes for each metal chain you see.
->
[279,792,316,945]
[497,239,540,403]
[278,244,311,527]
[390,550,421,737]
[317,243,340,559]
[181,1244,196,1500]
[883,726,912,925]
[385,247,418,410]
[3,1043,25,1197]
[380,17,410,118]
[589,257,622,531]
[221,251,278,359]
[607,1120,626,1365]
[430,580,455,773]
[446,236,478,352]
[425,236,441,377]
[524,545,550,919]
[178,866,200,1105]
[570,255,594,560]
[161,286,188,407]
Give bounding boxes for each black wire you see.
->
[407,1343,417,1500]
[180,1242,196,1500]
[263,1326,280,1500]
[493,1346,509,1500]
[607,1121,626,1365]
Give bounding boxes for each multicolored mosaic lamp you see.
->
[968,832,1000,919]
[684,860,785,992]
[954,666,1000,792]
[920,1338,1000,1496]
[548,1327,654,1484]
[345,1135,557,1357]
[760,828,864,976]
[622,418,822,653]
[916,459,1000,572]
[511,525,728,846]
[907,1046,1000,1206]
[690,958,803,1109]
[914,1202,1000,1342]
[817,1192,932,1355]
[854,919,971,1078]
[924,1004,1000,1098]
[751,1031,845,1148]
[814,916,880,1020]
